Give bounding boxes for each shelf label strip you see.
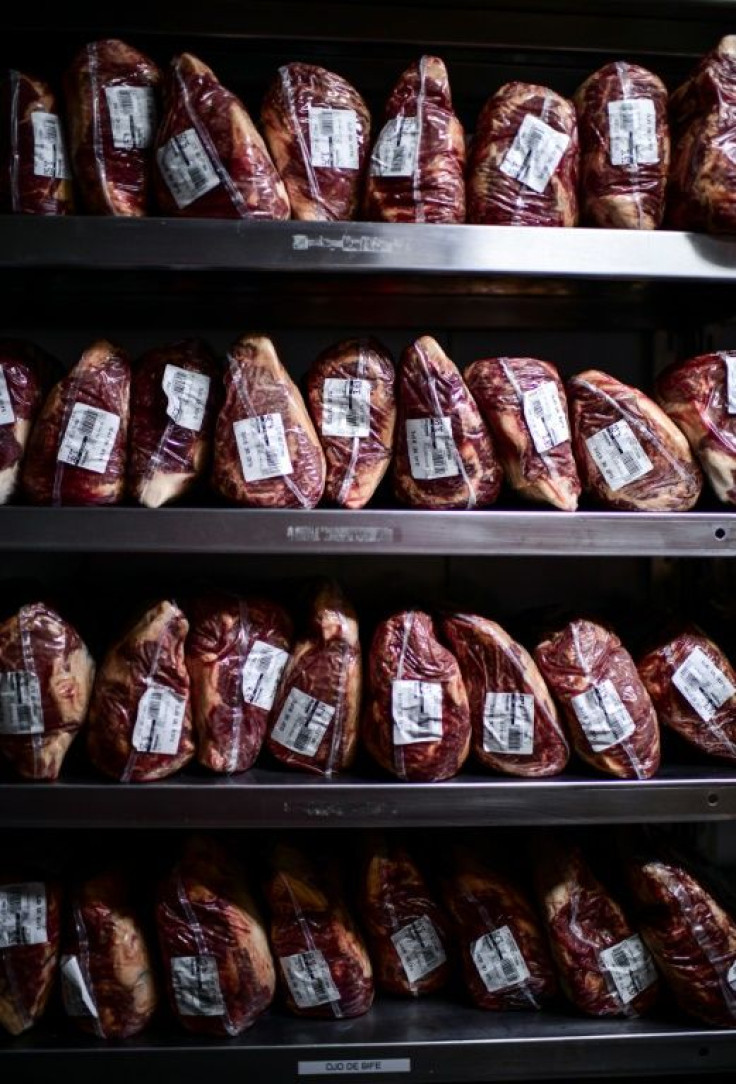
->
[298,1059,411,1076]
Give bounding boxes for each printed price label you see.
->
[721,353,736,415]
[391,916,447,984]
[171,955,226,1016]
[500,114,570,194]
[608,99,659,167]
[406,417,460,480]
[0,883,47,948]
[599,934,657,1005]
[132,683,186,755]
[370,117,420,177]
[242,640,290,710]
[0,671,43,735]
[471,926,530,993]
[571,679,635,752]
[271,687,334,756]
[522,381,570,454]
[281,949,340,1008]
[162,365,211,431]
[392,680,443,746]
[0,369,15,425]
[672,646,736,723]
[61,955,99,1018]
[483,692,534,755]
[308,107,359,169]
[322,378,371,438]
[157,128,220,209]
[585,419,653,492]
[57,403,121,475]
[234,413,293,482]
[105,85,157,150]
[298,1061,411,1076]
[31,111,70,179]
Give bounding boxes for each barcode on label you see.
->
[57,403,121,475]
[522,381,570,454]
[31,111,70,179]
[608,99,659,168]
[61,955,99,1018]
[499,114,570,195]
[271,687,334,757]
[599,934,657,1005]
[571,679,636,752]
[672,646,736,723]
[391,916,447,984]
[242,640,290,710]
[406,417,460,480]
[585,419,653,492]
[308,107,359,170]
[483,692,534,755]
[0,883,47,948]
[322,378,371,438]
[105,85,157,150]
[234,413,293,483]
[392,680,443,746]
[0,671,43,735]
[132,683,186,755]
[157,128,220,209]
[281,949,340,1008]
[171,955,226,1017]
[162,364,211,431]
[0,369,15,425]
[370,116,420,178]
[721,353,736,415]
[471,926,530,993]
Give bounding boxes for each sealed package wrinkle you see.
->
[262,62,370,221]
[0,339,59,505]
[155,54,289,220]
[64,39,161,216]
[365,55,465,223]
[0,70,73,214]
[0,875,60,1035]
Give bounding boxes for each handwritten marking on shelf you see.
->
[286,526,395,544]
[298,1060,412,1076]
[292,233,407,255]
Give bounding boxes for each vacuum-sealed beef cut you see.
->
[22,340,130,507]
[267,581,360,776]
[468,82,579,226]
[0,340,59,505]
[87,600,195,783]
[0,876,60,1035]
[61,869,157,1038]
[154,54,290,220]
[568,369,702,511]
[262,63,370,221]
[128,338,219,508]
[465,356,580,511]
[359,836,450,997]
[638,627,736,762]
[264,843,374,1018]
[441,612,569,777]
[574,62,669,230]
[394,336,501,510]
[157,836,275,1035]
[363,609,471,782]
[0,70,73,214]
[534,618,660,779]
[187,594,292,774]
[212,334,325,509]
[64,39,161,216]
[0,602,94,781]
[441,848,556,1011]
[535,838,659,1017]
[306,337,396,509]
[365,55,465,223]
[656,351,736,505]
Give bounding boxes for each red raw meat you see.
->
[0,875,60,1035]
[0,340,59,505]
[0,70,73,214]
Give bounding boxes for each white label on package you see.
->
[392,680,443,746]
[105,85,157,150]
[406,417,460,480]
[722,353,736,415]
[322,378,371,438]
[241,640,290,710]
[234,413,293,482]
[728,960,736,992]
[571,679,636,752]
[61,955,99,1018]
[391,916,447,984]
[672,646,736,723]
[522,381,570,454]
[599,934,657,1005]
[271,687,334,756]
[281,949,340,1008]
[608,99,658,167]
[308,107,359,170]
[0,369,15,425]
[156,128,220,209]
[483,692,534,755]
[132,683,186,755]
[0,883,47,948]
[171,955,226,1017]
[0,671,43,735]
[499,113,570,195]
[370,116,420,177]
[162,365,211,431]
[471,926,530,993]
[57,403,120,475]
[31,111,70,179]
[585,419,653,492]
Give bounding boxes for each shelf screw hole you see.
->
[698,1047,710,1058]
[707,793,719,807]
[715,527,727,541]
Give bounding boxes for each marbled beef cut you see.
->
[0,876,60,1035]
[0,70,73,215]
[0,340,59,505]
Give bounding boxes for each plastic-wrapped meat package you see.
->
[363,609,471,782]
[465,356,580,511]
[87,600,195,783]
[467,82,579,226]
[0,602,95,781]
[535,838,659,1017]
[21,340,130,506]
[212,334,325,509]
[128,338,219,508]
[264,843,374,1018]
[0,340,59,505]
[394,336,502,510]
[638,626,736,762]
[61,869,157,1038]
[574,62,669,229]
[0,70,73,214]
[534,618,660,780]
[358,835,450,996]
[656,351,736,505]
[306,337,396,509]
[441,612,569,778]
[186,594,292,774]
[364,55,465,223]
[568,369,703,511]
[64,39,161,216]
[154,54,290,220]
[440,848,556,1011]
[0,876,60,1034]
[267,581,360,776]
[262,63,370,221]
[156,836,275,1035]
